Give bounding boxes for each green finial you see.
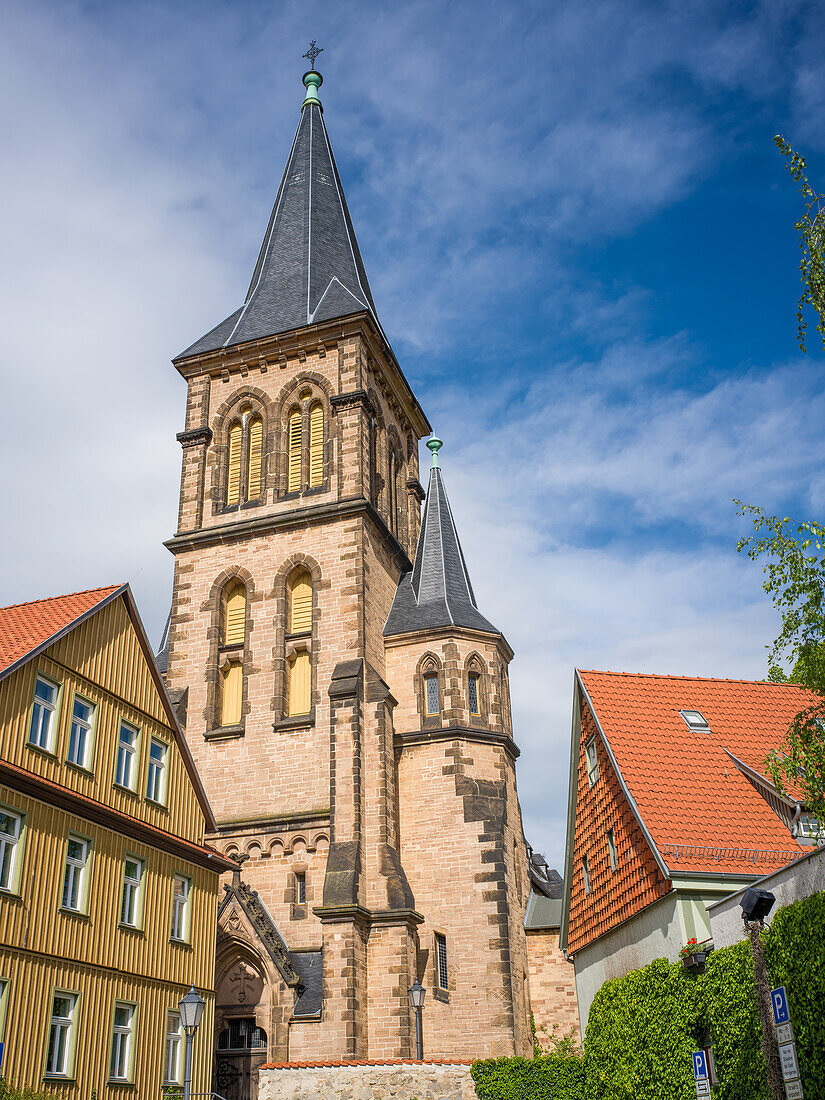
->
[301,42,323,107]
[426,434,443,468]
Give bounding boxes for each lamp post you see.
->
[178,985,206,1100]
[408,979,426,1060]
[741,888,783,1100]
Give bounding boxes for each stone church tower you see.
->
[161,65,532,1086]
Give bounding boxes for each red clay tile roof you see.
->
[577,670,813,876]
[261,1060,474,1069]
[0,585,123,677]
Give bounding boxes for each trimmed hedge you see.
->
[472,1055,585,1100]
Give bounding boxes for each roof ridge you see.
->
[577,668,809,688]
[0,583,123,615]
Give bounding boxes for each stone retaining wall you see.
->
[259,1060,477,1100]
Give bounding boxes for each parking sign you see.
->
[692,1050,708,1079]
[771,986,790,1025]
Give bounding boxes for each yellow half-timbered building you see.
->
[0,583,234,1092]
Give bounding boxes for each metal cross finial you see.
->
[303,41,323,69]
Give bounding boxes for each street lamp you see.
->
[740,889,783,1100]
[178,985,206,1100]
[408,979,426,1060]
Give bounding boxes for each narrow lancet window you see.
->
[309,403,323,487]
[247,416,263,501]
[227,421,242,505]
[288,409,302,493]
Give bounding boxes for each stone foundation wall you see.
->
[259,1061,476,1100]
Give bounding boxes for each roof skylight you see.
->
[680,709,710,731]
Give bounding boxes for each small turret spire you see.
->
[426,434,443,468]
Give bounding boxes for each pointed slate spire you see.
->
[179,65,381,358]
[384,439,499,637]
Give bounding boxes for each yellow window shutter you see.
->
[288,409,302,493]
[309,403,324,487]
[247,417,263,501]
[221,662,243,726]
[227,421,242,505]
[288,651,311,716]
[224,584,246,645]
[290,572,312,634]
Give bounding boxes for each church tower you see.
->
[162,63,532,1080]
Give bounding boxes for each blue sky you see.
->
[2,0,825,868]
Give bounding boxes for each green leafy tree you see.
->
[736,505,825,825]
[774,136,825,352]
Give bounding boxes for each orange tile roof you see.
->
[577,670,813,876]
[0,585,123,677]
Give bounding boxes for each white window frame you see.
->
[170,873,191,942]
[45,990,77,1078]
[67,694,95,769]
[109,1001,136,1082]
[120,855,144,929]
[0,805,24,895]
[61,833,91,913]
[29,674,59,753]
[164,1009,184,1084]
[146,736,168,805]
[115,721,139,791]
[434,931,449,992]
[585,739,599,787]
[607,828,618,872]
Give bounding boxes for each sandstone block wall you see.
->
[259,1062,476,1100]
[525,929,581,1043]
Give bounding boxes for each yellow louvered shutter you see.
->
[247,417,263,501]
[288,651,311,716]
[309,403,323,487]
[221,662,243,726]
[227,421,242,505]
[290,572,312,634]
[224,584,246,645]
[288,409,302,492]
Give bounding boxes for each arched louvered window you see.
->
[288,409,302,493]
[289,572,312,634]
[247,417,263,501]
[227,422,243,506]
[309,403,324,487]
[219,581,246,728]
[288,651,311,716]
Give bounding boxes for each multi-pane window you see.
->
[68,697,94,768]
[109,1002,134,1081]
[585,739,599,787]
[607,828,618,872]
[164,1011,183,1084]
[582,855,591,895]
[45,992,76,1077]
[170,874,190,941]
[217,1018,267,1050]
[29,676,58,751]
[61,835,89,912]
[295,871,306,905]
[424,673,440,716]
[120,857,144,927]
[115,722,138,789]
[468,672,480,716]
[435,932,449,992]
[146,738,167,804]
[0,808,22,893]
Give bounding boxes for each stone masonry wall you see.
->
[525,929,581,1043]
[259,1062,476,1100]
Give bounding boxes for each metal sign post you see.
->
[771,986,804,1099]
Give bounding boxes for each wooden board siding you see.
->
[0,948,214,1095]
[0,597,204,844]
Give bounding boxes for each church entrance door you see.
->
[214,1018,268,1100]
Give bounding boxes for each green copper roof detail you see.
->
[426,434,443,468]
[302,69,323,108]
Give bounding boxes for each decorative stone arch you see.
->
[271,554,323,724]
[416,651,444,728]
[464,651,490,724]
[209,386,276,514]
[202,568,257,732]
[214,932,283,1069]
[273,372,335,496]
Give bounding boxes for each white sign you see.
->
[785,1079,804,1100]
[695,1082,710,1098]
[779,1042,800,1082]
[771,985,790,1024]
[776,1022,793,1045]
